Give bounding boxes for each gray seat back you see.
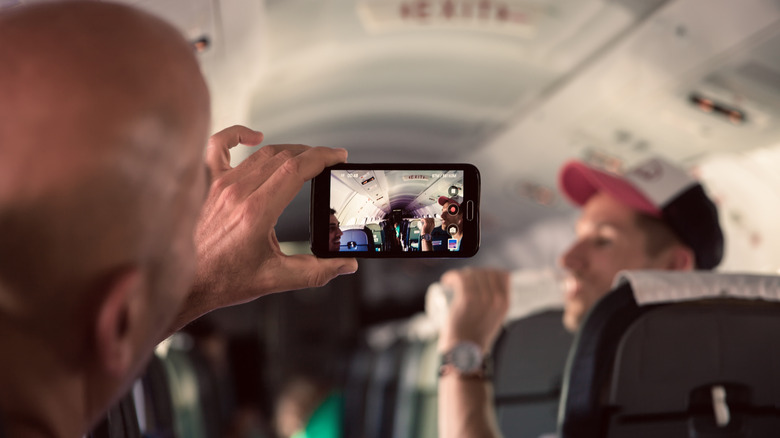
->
[559,271,780,438]
[493,310,573,438]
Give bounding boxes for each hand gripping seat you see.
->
[558,271,780,438]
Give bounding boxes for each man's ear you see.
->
[94,268,143,378]
[664,245,695,271]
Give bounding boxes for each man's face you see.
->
[559,192,664,332]
[329,214,343,251]
[128,110,210,370]
[95,118,210,421]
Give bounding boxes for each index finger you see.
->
[250,146,348,220]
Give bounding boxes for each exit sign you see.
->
[358,0,543,36]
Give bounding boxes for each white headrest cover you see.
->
[614,270,780,306]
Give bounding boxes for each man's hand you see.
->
[421,218,435,234]
[438,268,510,353]
[174,125,358,330]
[437,268,509,438]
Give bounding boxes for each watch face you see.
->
[450,341,483,373]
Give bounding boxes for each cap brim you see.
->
[438,196,459,206]
[559,161,661,216]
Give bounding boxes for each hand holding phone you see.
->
[310,164,480,258]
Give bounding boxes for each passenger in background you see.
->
[436,157,723,438]
[0,2,357,437]
[329,209,344,252]
[274,375,343,438]
[421,196,464,252]
[382,216,403,252]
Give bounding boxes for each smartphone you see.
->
[310,163,480,258]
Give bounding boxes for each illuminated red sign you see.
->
[399,0,528,23]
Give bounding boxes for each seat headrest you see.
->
[614,270,780,306]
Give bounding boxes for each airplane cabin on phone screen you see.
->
[5,0,780,436]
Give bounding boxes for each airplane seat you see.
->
[90,355,177,438]
[391,340,425,438]
[412,339,441,438]
[366,224,384,250]
[187,348,230,438]
[340,228,375,252]
[88,391,142,438]
[343,344,377,438]
[399,221,410,248]
[558,271,780,438]
[492,310,574,438]
[135,354,176,437]
[406,223,422,251]
[160,343,209,438]
[362,226,377,252]
[363,339,407,438]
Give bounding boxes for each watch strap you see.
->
[438,352,493,380]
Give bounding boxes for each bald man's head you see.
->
[0,1,209,296]
[0,2,211,426]
[0,1,210,436]
[0,1,209,190]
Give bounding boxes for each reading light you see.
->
[192,36,210,53]
[689,93,746,125]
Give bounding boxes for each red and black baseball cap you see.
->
[438,196,460,206]
[559,157,723,269]
[438,196,460,215]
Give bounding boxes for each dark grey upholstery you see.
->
[363,340,407,438]
[493,310,573,438]
[343,346,376,438]
[89,392,142,438]
[558,272,780,438]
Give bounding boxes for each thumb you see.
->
[272,255,358,291]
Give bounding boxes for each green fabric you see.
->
[291,392,343,438]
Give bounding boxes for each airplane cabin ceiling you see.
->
[246,0,670,162]
[5,0,780,272]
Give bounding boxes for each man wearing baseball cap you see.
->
[436,157,724,438]
[556,156,723,330]
[421,196,464,252]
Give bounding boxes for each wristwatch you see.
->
[439,341,492,379]
[421,233,432,241]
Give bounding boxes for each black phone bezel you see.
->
[310,163,480,258]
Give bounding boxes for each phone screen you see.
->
[311,164,480,258]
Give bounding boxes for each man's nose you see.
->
[560,240,586,271]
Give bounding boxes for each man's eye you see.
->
[594,237,612,247]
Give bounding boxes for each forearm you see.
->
[438,375,502,438]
